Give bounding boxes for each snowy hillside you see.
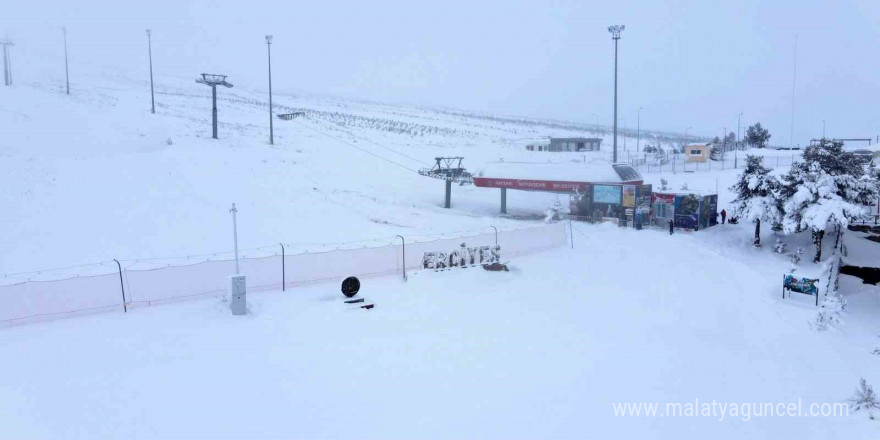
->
[1,71,684,276]
[2,53,879,440]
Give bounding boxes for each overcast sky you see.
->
[6,0,879,145]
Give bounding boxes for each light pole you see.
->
[737,112,743,147]
[0,39,13,86]
[196,73,233,139]
[684,126,692,152]
[230,203,240,274]
[636,106,642,153]
[146,29,155,114]
[591,113,599,138]
[266,35,274,145]
[608,25,625,163]
[63,27,69,95]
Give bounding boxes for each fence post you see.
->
[569,219,574,248]
[396,235,407,281]
[113,259,127,313]
[280,243,285,291]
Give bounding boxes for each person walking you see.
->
[721,209,727,224]
[668,219,674,235]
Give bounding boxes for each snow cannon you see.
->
[341,276,361,298]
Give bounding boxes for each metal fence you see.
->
[622,151,798,174]
[0,223,568,328]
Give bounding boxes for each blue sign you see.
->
[783,274,820,305]
[593,184,621,204]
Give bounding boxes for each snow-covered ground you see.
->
[2,69,879,438]
[0,222,877,439]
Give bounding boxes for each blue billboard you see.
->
[593,184,622,204]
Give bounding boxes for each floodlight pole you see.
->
[266,35,274,145]
[63,27,70,95]
[608,25,624,163]
[147,29,155,114]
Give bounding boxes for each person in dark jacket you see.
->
[668,219,674,235]
[721,209,727,224]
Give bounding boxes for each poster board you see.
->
[593,184,622,205]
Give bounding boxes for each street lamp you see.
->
[146,29,155,114]
[608,24,625,163]
[636,106,643,153]
[195,73,233,139]
[266,35,274,145]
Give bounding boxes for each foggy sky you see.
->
[5,0,879,146]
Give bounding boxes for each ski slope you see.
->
[2,65,879,439]
[0,223,876,439]
[0,71,685,277]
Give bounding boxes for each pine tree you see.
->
[745,123,771,148]
[779,140,877,262]
[729,155,782,246]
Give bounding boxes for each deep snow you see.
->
[0,223,877,439]
[2,63,879,439]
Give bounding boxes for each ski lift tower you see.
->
[196,73,233,139]
[418,157,473,208]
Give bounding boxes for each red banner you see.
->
[474,177,591,192]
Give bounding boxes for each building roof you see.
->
[475,161,641,184]
[550,137,602,142]
[685,142,712,148]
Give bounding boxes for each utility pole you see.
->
[0,39,13,86]
[636,107,642,153]
[608,25,625,163]
[63,27,70,95]
[146,29,155,114]
[266,35,274,145]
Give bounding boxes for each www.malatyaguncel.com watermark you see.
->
[612,399,850,421]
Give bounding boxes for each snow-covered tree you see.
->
[780,140,876,262]
[729,155,782,247]
[745,123,771,148]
